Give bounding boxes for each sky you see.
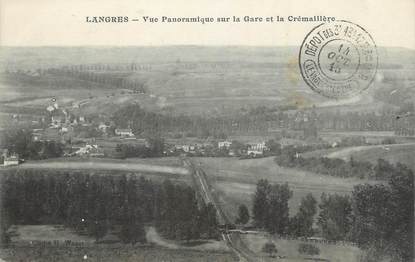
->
[0,0,414,48]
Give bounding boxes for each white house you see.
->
[3,154,19,166]
[115,128,134,137]
[98,123,110,132]
[218,140,232,149]
[247,142,267,156]
[74,144,103,156]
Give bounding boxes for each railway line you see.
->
[183,158,258,262]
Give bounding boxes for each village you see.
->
[1,97,272,166]
[3,95,408,167]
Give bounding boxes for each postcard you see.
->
[0,0,413,261]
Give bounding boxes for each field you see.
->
[1,157,191,186]
[1,224,232,262]
[0,246,234,262]
[326,143,415,171]
[12,158,188,175]
[241,233,362,262]
[1,46,414,119]
[192,157,374,222]
[301,143,415,172]
[29,156,183,167]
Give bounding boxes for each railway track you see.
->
[183,158,258,262]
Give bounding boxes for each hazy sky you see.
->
[1,0,414,48]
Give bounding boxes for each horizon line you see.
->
[0,44,414,50]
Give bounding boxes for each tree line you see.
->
[0,129,63,160]
[275,154,373,179]
[115,138,165,158]
[0,171,219,245]
[3,68,147,93]
[275,153,406,180]
[251,163,413,261]
[111,103,415,141]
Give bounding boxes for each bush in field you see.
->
[298,243,320,255]
[262,242,277,257]
[235,204,250,225]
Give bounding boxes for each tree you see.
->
[88,200,109,242]
[318,193,353,241]
[262,242,277,257]
[265,139,281,155]
[199,203,220,239]
[374,159,395,180]
[235,204,250,225]
[40,141,63,159]
[120,205,146,244]
[351,163,414,261]
[1,128,38,159]
[387,164,414,261]
[252,179,271,228]
[265,183,292,235]
[252,180,292,234]
[290,193,317,237]
[229,140,245,155]
[146,136,165,157]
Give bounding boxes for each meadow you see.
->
[241,233,362,262]
[0,246,234,262]
[326,143,415,171]
[192,157,377,222]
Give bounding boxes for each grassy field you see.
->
[1,225,233,261]
[327,143,415,171]
[31,156,183,167]
[192,157,376,222]
[301,143,415,171]
[0,246,235,262]
[241,233,362,262]
[8,225,94,244]
[3,157,190,185]
[145,226,229,252]
[2,46,414,118]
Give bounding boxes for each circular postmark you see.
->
[299,20,378,99]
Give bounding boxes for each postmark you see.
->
[299,20,378,99]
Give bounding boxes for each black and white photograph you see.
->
[0,0,414,261]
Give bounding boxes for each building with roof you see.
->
[115,128,134,137]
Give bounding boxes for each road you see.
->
[183,159,258,262]
[10,160,190,176]
[326,142,415,159]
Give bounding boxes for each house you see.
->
[98,123,110,132]
[50,115,63,128]
[46,105,55,112]
[60,126,69,133]
[247,142,267,157]
[182,145,191,153]
[218,140,232,149]
[3,153,19,166]
[74,144,103,157]
[115,128,134,137]
[174,144,194,153]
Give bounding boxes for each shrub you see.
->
[262,242,277,257]
[298,243,320,255]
